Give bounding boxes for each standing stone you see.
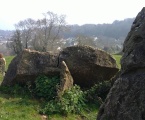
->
[97,7,145,120]
[57,61,74,96]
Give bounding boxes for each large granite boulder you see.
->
[1,49,60,86]
[59,45,119,87]
[97,7,145,120]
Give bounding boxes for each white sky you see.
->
[0,0,144,30]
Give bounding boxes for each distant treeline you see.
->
[64,18,134,39]
[0,18,134,41]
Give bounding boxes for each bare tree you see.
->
[8,19,36,54]
[10,11,67,53]
[15,18,36,49]
[9,30,23,54]
[34,11,67,52]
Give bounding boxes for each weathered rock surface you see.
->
[1,49,60,86]
[97,7,145,120]
[58,61,74,96]
[59,45,119,87]
[1,46,119,88]
[121,7,145,74]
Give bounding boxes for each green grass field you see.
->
[0,55,121,120]
[113,55,122,69]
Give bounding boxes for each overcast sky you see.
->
[0,0,144,30]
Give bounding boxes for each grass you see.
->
[0,95,41,120]
[0,56,43,120]
[112,55,122,69]
[0,55,99,120]
[46,106,98,120]
[5,56,15,70]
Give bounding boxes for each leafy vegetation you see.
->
[35,75,60,100]
[85,81,111,104]
[40,85,86,115]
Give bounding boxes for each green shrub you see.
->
[84,81,111,104]
[59,85,86,114]
[35,75,60,100]
[40,85,86,115]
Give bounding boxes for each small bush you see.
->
[35,75,60,100]
[40,85,86,115]
[84,81,111,104]
[59,85,86,114]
